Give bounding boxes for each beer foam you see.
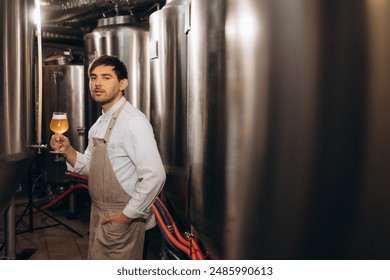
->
[52,114,67,119]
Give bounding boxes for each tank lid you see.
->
[44,51,72,66]
[97,15,138,27]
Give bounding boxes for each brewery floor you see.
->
[0,189,164,260]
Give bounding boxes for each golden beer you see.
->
[50,112,69,134]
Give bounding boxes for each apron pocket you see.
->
[101,211,132,243]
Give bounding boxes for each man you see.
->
[50,55,166,259]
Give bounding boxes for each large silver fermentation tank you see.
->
[84,15,150,122]
[42,52,86,153]
[149,0,188,224]
[0,0,35,216]
[187,0,390,259]
[41,52,85,183]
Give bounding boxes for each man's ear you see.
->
[120,79,128,91]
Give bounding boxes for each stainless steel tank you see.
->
[84,15,150,122]
[41,52,85,183]
[42,52,86,153]
[0,0,35,216]
[149,0,188,224]
[187,0,390,259]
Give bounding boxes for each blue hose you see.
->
[153,200,187,259]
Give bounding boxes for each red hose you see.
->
[39,184,88,211]
[152,204,191,257]
[156,197,190,247]
[65,172,89,182]
[187,235,205,260]
[155,197,205,260]
[19,183,89,217]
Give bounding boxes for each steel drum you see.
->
[0,0,35,215]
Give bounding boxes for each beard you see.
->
[91,90,123,109]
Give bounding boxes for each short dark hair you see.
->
[88,55,128,80]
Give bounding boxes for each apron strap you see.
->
[104,100,127,141]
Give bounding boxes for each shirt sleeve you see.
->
[66,151,90,176]
[66,138,92,176]
[121,116,166,219]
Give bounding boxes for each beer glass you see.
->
[49,112,69,161]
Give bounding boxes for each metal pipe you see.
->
[4,196,16,260]
[41,0,162,25]
[36,0,43,147]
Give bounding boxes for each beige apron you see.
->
[87,102,146,260]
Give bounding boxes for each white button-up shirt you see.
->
[67,97,166,221]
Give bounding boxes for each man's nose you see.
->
[94,77,102,86]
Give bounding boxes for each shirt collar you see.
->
[100,97,126,122]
